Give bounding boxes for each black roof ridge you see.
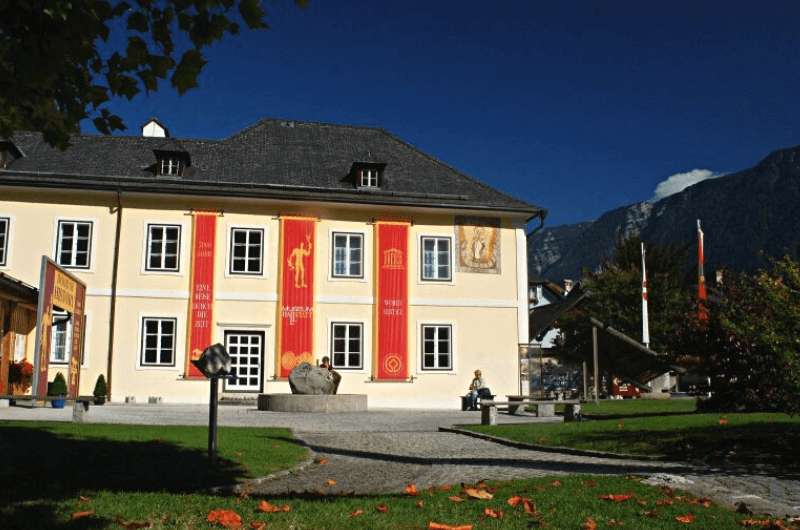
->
[12,129,224,144]
[375,128,546,216]
[225,116,388,140]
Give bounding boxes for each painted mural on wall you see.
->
[455,216,501,274]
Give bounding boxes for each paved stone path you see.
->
[2,404,798,517]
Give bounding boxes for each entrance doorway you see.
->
[223,330,264,393]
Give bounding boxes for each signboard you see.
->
[32,257,86,398]
[276,217,316,378]
[185,212,218,379]
[374,222,409,380]
[612,377,641,398]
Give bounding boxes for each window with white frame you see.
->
[140,317,176,367]
[0,217,8,266]
[359,168,380,187]
[229,228,263,275]
[421,324,452,370]
[331,232,363,278]
[50,310,72,364]
[56,220,93,269]
[331,322,363,369]
[159,157,183,176]
[146,224,181,271]
[421,236,451,281]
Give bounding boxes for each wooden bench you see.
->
[480,399,581,425]
[460,394,496,411]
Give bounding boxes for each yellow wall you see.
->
[0,187,529,407]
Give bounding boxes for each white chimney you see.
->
[563,279,573,293]
[141,118,168,138]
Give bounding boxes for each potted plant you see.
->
[93,374,107,405]
[9,360,34,395]
[48,372,67,409]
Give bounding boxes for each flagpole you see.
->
[641,242,650,349]
[697,219,708,322]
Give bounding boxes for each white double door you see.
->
[223,330,265,393]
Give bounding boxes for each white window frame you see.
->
[49,309,72,365]
[145,223,182,272]
[419,235,453,282]
[0,216,9,267]
[55,219,94,270]
[160,157,183,176]
[223,330,265,393]
[330,322,364,370]
[416,320,457,374]
[228,227,264,276]
[223,223,269,279]
[359,168,379,187]
[331,231,364,279]
[138,317,178,368]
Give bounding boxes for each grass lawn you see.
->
[0,420,788,529]
[4,474,762,529]
[466,410,800,470]
[567,397,698,417]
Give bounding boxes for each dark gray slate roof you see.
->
[1,118,543,217]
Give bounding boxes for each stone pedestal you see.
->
[537,403,555,417]
[0,399,10,408]
[72,400,90,422]
[564,403,582,422]
[257,393,367,413]
[481,405,497,426]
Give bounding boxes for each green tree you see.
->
[556,236,693,364]
[680,256,800,413]
[0,0,305,148]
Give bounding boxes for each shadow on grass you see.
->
[0,424,248,529]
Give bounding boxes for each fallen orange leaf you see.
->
[719,418,729,425]
[416,500,425,509]
[582,516,598,530]
[523,498,537,516]
[448,496,465,503]
[484,507,503,519]
[314,457,329,465]
[72,511,95,520]
[584,479,598,488]
[257,500,290,513]
[436,484,453,492]
[643,510,658,518]
[428,523,474,530]
[608,518,624,526]
[78,495,91,503]
[114,519,153,530]
[689,497,712,508]
[207,509,242,529]
[599,494,634,502]
[657,498,675,506]
[349,509,364,518]
[325,479,337,486]
[618,422,625,429]
[248,522,266,530]
[463,487,493,500]
[507,496,524,507]
[738,520,772,527]
[676,514,696,524]
[405,483,419,496]
[376,503,389,513]
[551,480,562,488]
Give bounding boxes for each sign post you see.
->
[32,257,86,399]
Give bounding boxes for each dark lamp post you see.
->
[191,343,235,465]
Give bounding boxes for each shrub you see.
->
[93,374,107,398]
[48,372,67,397]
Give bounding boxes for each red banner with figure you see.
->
[185,212,217,379]
[374,222,409,380]
[277,217,316,378]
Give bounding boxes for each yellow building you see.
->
[0,118,544,407]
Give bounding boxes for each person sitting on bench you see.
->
[466,369,490,410]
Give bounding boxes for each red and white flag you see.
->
[697,219,708,322]
[641,242,650,347]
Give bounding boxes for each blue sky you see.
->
[89,1,800,226]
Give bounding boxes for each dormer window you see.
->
[160,157,183,176]
[0,141,22,169]
[360,168,380,188]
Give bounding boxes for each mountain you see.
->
[529,144,800,282]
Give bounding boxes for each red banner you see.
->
[185,213,217,379]
[374,222,409,380]
[277,217,316,378]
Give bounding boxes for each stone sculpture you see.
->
[288,362,341,395]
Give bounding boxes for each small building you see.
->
[0,272,37,396]
[0,118,544,407]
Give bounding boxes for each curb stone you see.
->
[441,425,670,462]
